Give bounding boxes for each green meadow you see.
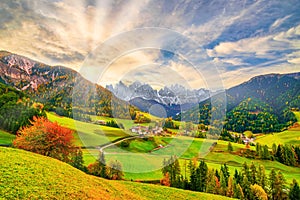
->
[0,147,231,200]
[47,112,131,147]
[47,112,300,184]
[0,129,15,145]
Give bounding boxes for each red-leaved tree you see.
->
[13,117,75,163]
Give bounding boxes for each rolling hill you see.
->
[0,147,231,200]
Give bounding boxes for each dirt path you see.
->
[98,135,140,153]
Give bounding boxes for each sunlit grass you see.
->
[1,147,230,200]
[0,130,15,145]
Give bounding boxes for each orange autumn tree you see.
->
[13,117,75,163]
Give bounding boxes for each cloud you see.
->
[0,0,299,89]
[270,15,292,31]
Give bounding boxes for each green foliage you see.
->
[134,113,151,123]
[0,83,45,134]
[87,151,107,178]
[163,117,179,129]
[107,160,124,180]
[162,156,182,188]
[70,147,86,171]
[225,98,285,133]
[105,119,120,128]
[272,144,299,166]
[289,179,300,200]
[227,142,233,152]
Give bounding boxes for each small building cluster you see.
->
[239,133,256,144]
[130,125,163,135]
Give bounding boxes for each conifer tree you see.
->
[289,179,300,200]
[233,183,244,200]
[228,142,233,152]
[269,169,277,199]
[250,162,257,184]
[226,176,234,198]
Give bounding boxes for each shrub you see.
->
[13,117,76,163]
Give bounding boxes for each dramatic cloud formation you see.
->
[0,0,299,89]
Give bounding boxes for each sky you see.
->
[0,0,300,90]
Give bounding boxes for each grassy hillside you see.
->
[0,147,231,200]
[0,130,15,145]
[47,112,130,147]
[101,136,300,182]
[256,111,300,146]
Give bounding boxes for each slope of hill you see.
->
[0,51,136,119]
[176,72,300,132]
[227,72,300,112]
[0,147,231,200]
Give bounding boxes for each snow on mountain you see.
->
[106,81,210,106]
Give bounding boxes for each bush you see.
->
[13,117,76,163]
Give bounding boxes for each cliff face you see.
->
[0,51,79,91]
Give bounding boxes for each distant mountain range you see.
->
[0,51,299,132]
[107,82,210,105]
[106,82,210,117]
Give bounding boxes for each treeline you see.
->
[161,156,300,200]
[256,143,300,167]
[0,83,45,134]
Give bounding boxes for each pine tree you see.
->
[206,169,216,194]
[226,176,234,198]
[262,145,270,160]
[272,143,277,155]
[256,143,262,158]
[289,179,300,200]
[70,147,85,171]
[242,162,252,183]
[228,142,233,152]
[234,169,242,185]
[242,175,252,200]
[221,164,230,186]
[274,171,286,200]
[220,171,227,196]
[257,165,267,191]
[269,169,277,199]
[250,162,257,184]
[215,169,220,181]
[275,145,284,163]
[233,183,244,200]
[198,160,208,192]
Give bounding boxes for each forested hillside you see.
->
[177,73,300,133]
[0,82,45,133]
[0,51,137,120]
